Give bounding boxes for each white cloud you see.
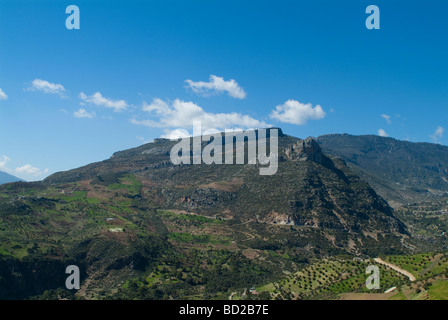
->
[269,100,326,125]
[74,108,95,119]
[185,75,247,99]
[160,129,191,139]
[27,79,67,97]
[381,114,391,124]
[435,126,444,137]
[142,98,171,114]
[0,155,49,179]
[0,155,11,171]
[79,92,127,112]
[15,164,49,176]
[378,129,388,137]
[430,126,444,142]
[0,88,8,100]
[132,98,268,132]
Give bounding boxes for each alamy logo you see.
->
[169,122,278,175]
[365,265,380,289]
[365,5,380,30]
[66,5,80,30]
[65,265,80,290]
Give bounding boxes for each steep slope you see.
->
[318,134,448,207]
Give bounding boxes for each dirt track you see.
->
[373,258,416,281]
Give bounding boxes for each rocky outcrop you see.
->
[284,138,333,167]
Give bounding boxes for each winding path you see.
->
[373,258,416,282]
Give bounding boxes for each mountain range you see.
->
[44,129,407,240]
[0,128,446,299]
[318,134,448,208]
[0,171,23,185]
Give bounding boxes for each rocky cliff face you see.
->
[284,137,334,168]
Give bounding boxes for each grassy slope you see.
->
[0,174,447,300]
[253,252,448,300]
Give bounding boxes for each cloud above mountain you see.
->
[430,126,444,142]
[270,100,326,125]
[0,154,48,179]
[131,98,267,132]
[15,164,49,176]
[185,75,247,99]
[0,155,10,171]
[79,92,128,112]
[378,129,388,137]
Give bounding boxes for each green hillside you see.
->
[0,130,447,300]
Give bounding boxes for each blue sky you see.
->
[0,0,447,181]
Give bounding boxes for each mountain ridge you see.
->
[317,133,448,207]
[0,171,24,185]
[42,128,407,238]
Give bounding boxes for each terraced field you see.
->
[254,258,408,300]
[243,252,448,300]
